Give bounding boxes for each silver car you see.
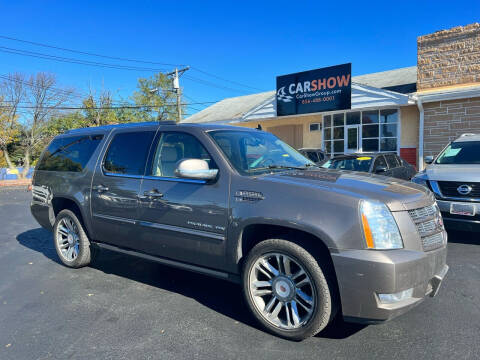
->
[413,133,480,232]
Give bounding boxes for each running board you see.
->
[94,242,240,283]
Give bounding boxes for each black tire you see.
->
[242,239,335,341]
[53,209,93,268]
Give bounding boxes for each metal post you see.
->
[175,68,182,121]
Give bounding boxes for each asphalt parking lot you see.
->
[0,188,479,360]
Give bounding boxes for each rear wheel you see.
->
[53,209,93,268]
[242,239,334,341]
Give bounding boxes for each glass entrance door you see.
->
[345,125,360,153]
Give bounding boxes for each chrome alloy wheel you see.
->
[248,252,316,330]
[55,216,80,261]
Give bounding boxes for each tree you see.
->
[44,111,87,138]
[133,73,180,122]
[0,99,20,169]
[21,73,74,177]
[82,87,117,126]
[0,73,25,171]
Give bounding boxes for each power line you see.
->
[184,75,251,94]
[0,101,218,110]
[190,67,265,92]
[0,35,185,67]
[0,73,86,100]
[0,46,171,72]
[0,74,223,114]
[0,35,262,95]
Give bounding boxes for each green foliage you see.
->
[44,112,87,137]
[82,93,117,126]
[133,73,180,121]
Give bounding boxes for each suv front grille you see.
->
[408,204,436,221]
[408,204,445,251]
[437,181,480,198]
[421,232,444,251]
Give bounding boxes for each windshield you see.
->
[322,156,373,172]
[435,141,480,164]
[209,130,314,175]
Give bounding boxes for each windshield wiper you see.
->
[248,164,315,172]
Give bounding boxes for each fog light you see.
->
[378,288,413,304]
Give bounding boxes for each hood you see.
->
[260,168,433,211]
[425,164,480,182]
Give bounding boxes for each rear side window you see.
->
[103,131,155,175]
[307,151,319,162]
[384,154,399,169]
[37,135,103,172]
[373,155,387,169]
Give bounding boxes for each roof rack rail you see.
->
[460,133,476,137]
[158,120,177,125]
[66,121,160,134]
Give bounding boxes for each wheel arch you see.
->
[236,222,342,316]
[51,196,92,238]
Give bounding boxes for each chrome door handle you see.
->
[93,185,109,192]
[144,190,164,198]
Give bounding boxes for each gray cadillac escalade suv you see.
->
[31,121,448,340]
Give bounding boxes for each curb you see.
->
[0,179,32,188]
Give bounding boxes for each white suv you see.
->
[413,133,480,232]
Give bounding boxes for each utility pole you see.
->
[166,66,189,122]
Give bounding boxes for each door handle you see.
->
[93,184,109,193]
[144,190,164,198]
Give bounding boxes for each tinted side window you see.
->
[37,135,103,172]
[384,154,398,169]
[373,155,387,170]
[151,132,216,178]
[104,131,155,175]
[396,155,405,166]
[307,151,319,162]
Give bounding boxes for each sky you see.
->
[0,0,479,117]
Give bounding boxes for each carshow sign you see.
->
[276,63,351,116]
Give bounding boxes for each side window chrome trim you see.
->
[103,172,143,180]
[143,175,206,184]
[102,170,207,184]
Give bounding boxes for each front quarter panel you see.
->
[227,173,365,272]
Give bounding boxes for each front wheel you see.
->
[242,239,335,341]
[53,209,93,268]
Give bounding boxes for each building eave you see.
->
[414,84,480,103]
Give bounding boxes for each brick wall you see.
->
[417,23,480,90]
[423,97,480,156]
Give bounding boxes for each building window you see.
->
[379,109,398,152]
[346,112,360,125]
[324,115,332,128]
[333,113,345,126]
[323,109,399,156]
[309,123,321,132]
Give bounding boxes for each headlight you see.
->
[412,173,428,187]
[360,200,403,249]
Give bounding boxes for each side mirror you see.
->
[175,159,218,180]
[424,155,434,164]
[374,165,387,174]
